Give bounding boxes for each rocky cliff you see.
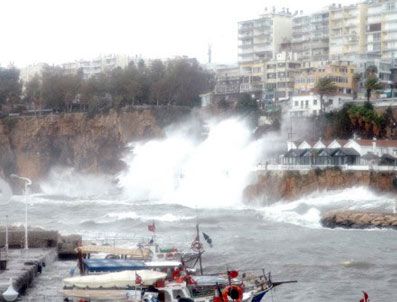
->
[244,168,397,203]
[0,106,190,182]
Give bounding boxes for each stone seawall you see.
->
[244,168,397,203]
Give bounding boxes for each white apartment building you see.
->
[292,10,329,61]
[62,54,133,79]
[329,3,368,61]
[238,10,292,65]
[20,63,46,84]
[289,93,353,117]
[367,0,397,60]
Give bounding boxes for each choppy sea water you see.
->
[1,186,395,302]
[1,119,396,301]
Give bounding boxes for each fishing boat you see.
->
[63,266,296,302]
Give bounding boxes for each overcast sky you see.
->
[0,0,358,67]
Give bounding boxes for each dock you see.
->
[0,227,82,301]
[0,248,57,301]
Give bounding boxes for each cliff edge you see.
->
[0,106,190,181]
[244,168,397,203]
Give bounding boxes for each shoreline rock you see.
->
[321,211,397,230]
[244,169,397,203]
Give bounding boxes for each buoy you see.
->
[2,278,19,302]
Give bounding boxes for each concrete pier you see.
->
[0,248,56,301]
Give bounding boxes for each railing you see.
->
[256,164,397,172]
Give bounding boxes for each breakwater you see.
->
[321,211,397,229]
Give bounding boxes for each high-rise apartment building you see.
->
[292,10,329,61]
[264,52,301,101]
[238,11,292,65]
[367,0,397,60]
[329,3,368,60]
[237,10,293,97]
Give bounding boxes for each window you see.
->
[295,101,299,107]
[313,99,318,105]
[329,99,333,105]
[305,100,309,108]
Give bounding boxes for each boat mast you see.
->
[196,218,203,275]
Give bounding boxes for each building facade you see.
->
[238,10,293,97]
[263,52,301,101]
[294,61,356,95]
[289,93,353,117]
[238,11,292,65]
[62,54,133,79]
[329,3,368,61]
[367,0,397,60]
[292,10,329,62]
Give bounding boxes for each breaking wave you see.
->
[257,187,395,228]
[117,118,268,209]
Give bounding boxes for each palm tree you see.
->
[314,77,337,114]
[352,73,361,100]
[365,75,383,102]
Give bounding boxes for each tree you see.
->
[0,67,22,106]
[352,73,361,100]
[23,75,42,109]
[314,77,337,114]
[41,65,81,111]
[365,65,378,78]
[365,75,383,102]
[236,93,259,126]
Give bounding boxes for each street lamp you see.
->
[9,174,32,250]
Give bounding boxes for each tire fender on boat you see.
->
[222,285,243,302]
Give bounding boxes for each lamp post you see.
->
[9,174,32,250]
[5,215,8,255]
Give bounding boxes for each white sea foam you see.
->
[0,177,12,205]
[257,187,395,228]
[117,118,269,208]
[39,166,117,199]
[105,211,194,222]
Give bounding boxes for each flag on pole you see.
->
[148,222,156,232]
[202,232,213,247]
[359,291,369,302]
[227,270,239,279]
[135,272,142,285]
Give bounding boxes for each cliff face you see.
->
[0,107,190,181]
[244,168,397,203]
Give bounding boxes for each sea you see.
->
[0,118,395,301]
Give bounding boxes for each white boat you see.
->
[64,270,167,289]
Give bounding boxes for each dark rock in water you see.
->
[321,211,397,230]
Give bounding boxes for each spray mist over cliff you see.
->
[117,118,271,208]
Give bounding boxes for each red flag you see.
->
[148,223,156,232]
[228,270,239,278]
[362,291,369,302]
[135,273,142,285]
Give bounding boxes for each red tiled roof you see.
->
[353,139,397,147]
[376,140,397,148]
[353,139,374,146]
